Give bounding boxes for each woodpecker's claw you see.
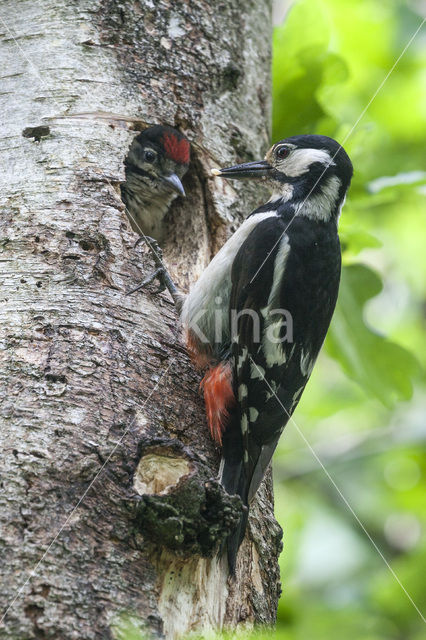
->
[128,235,166,293]
[127,265,182,312]
[126,267,167,296]
[128,236,182,312]
[133,235,163,258]
[133,236,145,250]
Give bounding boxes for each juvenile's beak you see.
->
[211,159,272,179]
[162,173,185,196]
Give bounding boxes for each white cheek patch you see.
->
[297,175,341,222]
[268,183,294,202]
[283,148,334,177]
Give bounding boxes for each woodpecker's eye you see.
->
[276,146,291,159]
[144,149,156,163]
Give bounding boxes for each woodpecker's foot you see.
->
[133,235,162,259]
[127,245,182,312]
[127,267,167,296]
[132,235,170,289]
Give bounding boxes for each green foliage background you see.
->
[119,2,425,638]
[272,0,426,638]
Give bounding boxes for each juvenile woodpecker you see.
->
[180,134,353,573]
[121,125,190,242]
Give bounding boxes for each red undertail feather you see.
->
[162,133,190,164]
[200,363,235,446]
[185,329,212,370]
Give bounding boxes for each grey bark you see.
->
[0,1,282,639]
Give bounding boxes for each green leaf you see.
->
[326,264,421,406]
[367,171,426,194]
[339,227,382,258]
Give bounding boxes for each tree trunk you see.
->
[0,1,281,638]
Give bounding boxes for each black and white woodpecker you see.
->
[121,125,190,243]
[179,134,353,573]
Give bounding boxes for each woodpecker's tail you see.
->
[220,420,280,574]
[219,454,249,574]
[225,503,249,575]
[219,418,253,575]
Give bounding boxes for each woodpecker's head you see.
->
[212,135,353,221]
[124,125,190,199]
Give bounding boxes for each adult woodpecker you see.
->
[180,134,353,573]
[121,125,190,242]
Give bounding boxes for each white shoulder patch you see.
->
[181,211,277,347]
[260,235,291,367]
[263,320,288,367]
[266,235,291,310]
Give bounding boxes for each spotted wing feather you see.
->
[221,210,342,571]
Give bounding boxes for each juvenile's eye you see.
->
[144,149,156,163]
[276,146,290,159]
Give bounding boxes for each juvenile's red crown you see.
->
[162,132,190,165]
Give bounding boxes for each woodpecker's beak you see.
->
[162,173,186,196]
[211,160,272,179]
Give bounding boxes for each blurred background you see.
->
[271,0,426,638]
